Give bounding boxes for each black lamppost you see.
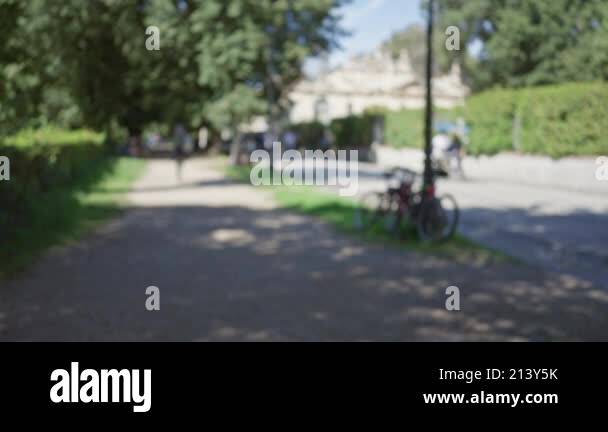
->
[423,0,435,189]
[265,23,277,173]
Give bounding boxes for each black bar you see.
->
[1,343,605,421]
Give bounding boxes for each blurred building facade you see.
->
[288,49,469,124]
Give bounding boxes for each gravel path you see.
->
[1,157,607,341]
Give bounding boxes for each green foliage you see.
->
[192,0,347,130]
[518,83,607,157]
[465,82,608,157]
[4,127,103,148]
[291,108,456,150]
[0,0,46,134]
[384,110,424,148]
[384,110,424,149]
[290,121,326,149]
[0,0,346,136]
[382,23,453,79]
[464,89,519,155]
[382,108,460,149]
[382,83,607,157]
[435,0,608,90]
[204,85,267,131]
[0,128,144,276]
[330,114,378,149]
[0,128,105,240]
[0,155,144,278]
[222,160,503,261]
[306,82,607,158]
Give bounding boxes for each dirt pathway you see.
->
[1,157,607,341]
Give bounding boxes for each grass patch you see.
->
[222,161,511,263]
[1,157,145,279]
[4,127,103,148]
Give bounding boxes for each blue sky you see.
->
[305,0,424,76]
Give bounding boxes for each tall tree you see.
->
[434,0,608,90]
[382,23,452,80]
[174,0,347,131]
[1,0,346,139]
[0,0,50,134]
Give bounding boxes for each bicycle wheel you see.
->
[354,192,390,231]
[385,197,413,238]
[416,194,459,242]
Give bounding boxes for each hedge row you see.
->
[330,114,379,149]
[397,82,608,157]
[384,108,461,150]
[0,128,105,238]
[289,115,381,150]
[290,82,607,158]
[291,121,325,149]
[509,82,605,157]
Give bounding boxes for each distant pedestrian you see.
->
[447,132,465,179]
[198,127,209,151]
[320,129,333,150]
[173,123,188,182]
[432,129,451,174]
[283,129,298,150]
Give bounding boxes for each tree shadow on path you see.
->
[2,200,607,341]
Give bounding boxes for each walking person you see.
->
[431,127,451,175]
[173,123,188,182]
[282,129,298,150]
[447,132,465,179]
[320,128,333,150]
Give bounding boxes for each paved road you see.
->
[1,157,607,341]
[318,159,608,289]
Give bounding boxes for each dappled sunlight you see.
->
[127,158,277,210]
[253,214,308,229]
[2,158,608,342]
[458,206,608,288]
[332,246,365,261]
[348,266,370,277]
[195,325,282,342]
[208,229,257,248]
[3,197,607,341]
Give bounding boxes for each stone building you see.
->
[288,49,469,124]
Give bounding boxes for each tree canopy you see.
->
[382,23,453,80]
[0,0,347,137]
[433,0,608,90]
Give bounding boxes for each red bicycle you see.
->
[355,167,459,242]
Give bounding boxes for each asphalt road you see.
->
[320,160,608,289]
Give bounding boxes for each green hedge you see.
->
[384,108,460,149]
[291,121,325,149]
[0,127,105,238]
[466,82,608,157]
[289,82,607,157]
[289,115,381,150]
[519,83,607,157]
[330,114,380,149]
[464,89,518,155]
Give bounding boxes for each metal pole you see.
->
[266,25,275,172]
[423,0,435,188]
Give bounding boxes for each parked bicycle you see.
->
[354,167,459,242]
